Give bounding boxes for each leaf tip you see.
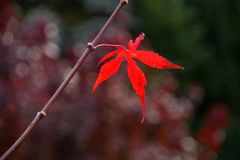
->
[139,97,146,124]
[138,32,145,41]
[140,32,145,38]
[176,65,185,70]
[141,114,146,124]
[170,63,185,70]
[97,61,102,66]
[92,84,98,92]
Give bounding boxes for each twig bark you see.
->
[0,1,128,159]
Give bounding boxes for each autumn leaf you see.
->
[93,33,184,123]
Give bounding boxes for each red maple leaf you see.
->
[93,33,184,123]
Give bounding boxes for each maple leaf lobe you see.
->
[93,55,123,92]
[128,32,145,50]
[131,50,184,70]
[126,55,147,123]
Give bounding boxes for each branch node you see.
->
[87,43,96,51]
[38,111,47,117]
[121,0,128,4]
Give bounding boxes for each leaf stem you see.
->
[94,44,127,51]
[0,1,127,159]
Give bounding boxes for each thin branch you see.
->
[0,1,128,159]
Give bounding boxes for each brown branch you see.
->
[0,1,128,159]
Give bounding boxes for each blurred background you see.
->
[0,0,239,159]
